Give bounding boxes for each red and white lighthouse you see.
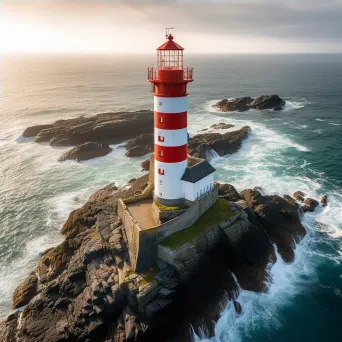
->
[148,32,193,205]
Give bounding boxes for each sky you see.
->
[1,1,342,54]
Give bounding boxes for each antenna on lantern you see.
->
[165,27,174,39]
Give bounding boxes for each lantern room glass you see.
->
[157,50,184,70]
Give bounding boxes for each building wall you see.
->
[182,173,214,202]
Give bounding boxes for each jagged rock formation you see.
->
[124,134,154,158]
[213,95,285,112]
[23,110,154,146]
[188,126,250,159]
[58,142,112,162]
[0,177,310,341]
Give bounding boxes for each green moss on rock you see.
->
[160,198,235,250]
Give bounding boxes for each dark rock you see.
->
[28,110,153,145]
[213,97,253,112]
[213,95,285,112]
[218,183,241,201]
[22,124,53,138]
[50,136,73,146]
[128,178,136,184]
[320,194,328,207]
[240,188,306,262]
[293,191,305,202]
[141,159,150,171]
[210,123,234,130]
[58,142,112,162]
[249,95,285,110]
[188,126,250,159]
[302,198,319,212]
[233,301,242,314]
[0,311,20,342]
[12,271,38,309]
[124,134,154,157]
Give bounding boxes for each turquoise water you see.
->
[0,54,341,341]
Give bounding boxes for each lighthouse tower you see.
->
[148,31,193,205]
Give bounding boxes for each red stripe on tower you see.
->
[154,111,187,130]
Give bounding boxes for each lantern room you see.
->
[157,34,184,70]
[148,33,193,97]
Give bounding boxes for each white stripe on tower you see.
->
[154,96,188,113]
[154,128,187,147]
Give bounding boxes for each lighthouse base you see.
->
[153,193,189,207]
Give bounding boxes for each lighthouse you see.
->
[148,30,215,206]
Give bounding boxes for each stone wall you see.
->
[151,202,186,225]
[155,187,218,243]
[119,188,219,272]
[158,204,251,280]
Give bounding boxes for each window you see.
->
[159,101,162,106]
[160,192,162,196]
[160,180,163,185]
[158,168,164,175]
[159,150,164,157]
[159,116,164,123]
[158,135,165,142]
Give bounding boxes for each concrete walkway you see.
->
[127,199,155,230]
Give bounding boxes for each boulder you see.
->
[188,126,250,159]
[249,95,285,110]
[22,124,53,138]
[293,191,305,202]
[210,123,234,130]
[141,159,150,171]
[320,194,328,207]
[213,97,253,112]
[12,271,38,309]
[213,95,285,112]
[302,198,319,212]
[124,134,154,157]
[240,189,306,262]
[58,142,112,162]
[218,183,241,201]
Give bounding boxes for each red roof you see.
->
[157,34,184,51]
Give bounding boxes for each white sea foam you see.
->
[192,101,342,341]
[329,122,340,126]
[316,118,325,122]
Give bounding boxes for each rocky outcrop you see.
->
[210,123,234,130]
[58,142,112,162]
[188,126,250,159]
[25,110,153,146]
[218,183,241,202]
[293,191,305,202]
[320,194,328,207]
[302,198,319,212]
[249,95,285,111]
[240,188,306,263]
[22,125,54,138]
[1,175,309,341]
[213,95,285,112]
[124,134,154,158]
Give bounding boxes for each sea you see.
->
[0,54,341,342]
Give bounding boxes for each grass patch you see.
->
[138,264,160,285]
[160,198,235,250]
[155,201,187,211]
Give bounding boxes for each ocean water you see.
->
[0,54,341,341]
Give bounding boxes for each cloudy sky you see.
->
[1,0,342,54]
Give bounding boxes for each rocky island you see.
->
[0,154,325,341]
[213,94,286,112]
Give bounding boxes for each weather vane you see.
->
[165,27,174,39]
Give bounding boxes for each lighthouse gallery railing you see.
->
[148,66,193,82]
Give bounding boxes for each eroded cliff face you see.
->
[0,176,309,342]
